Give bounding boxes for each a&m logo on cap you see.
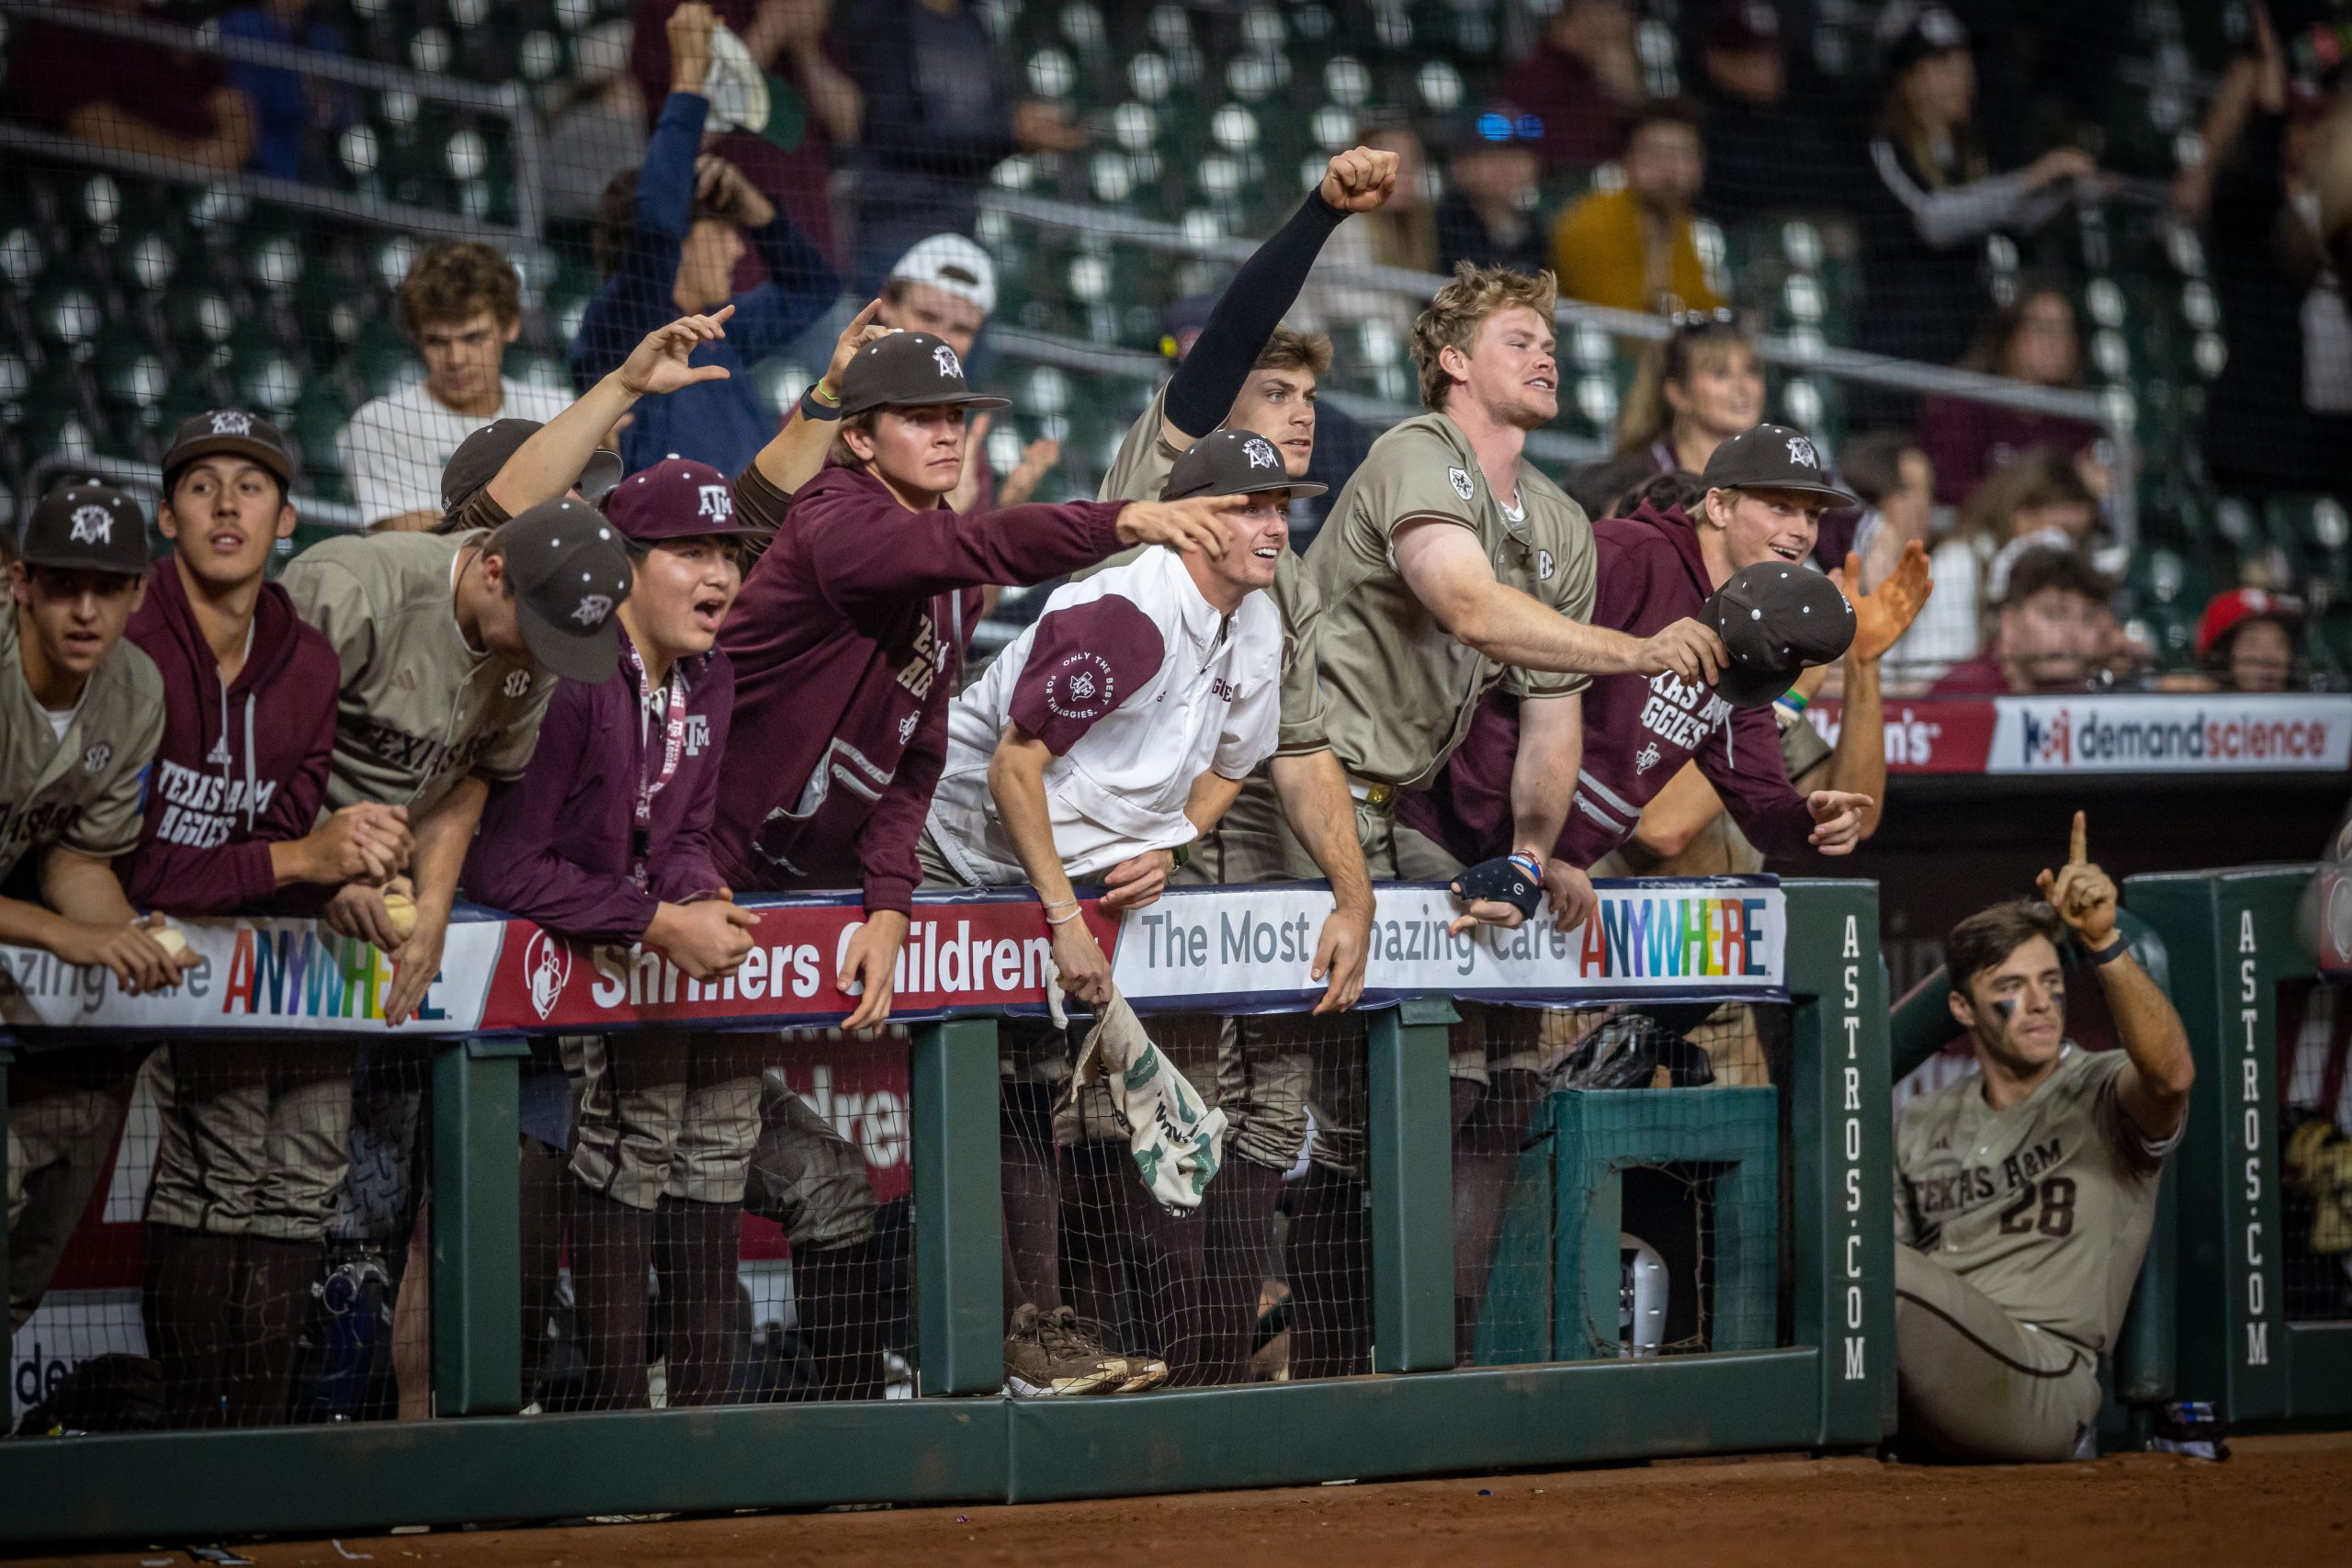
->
[572,592,615,626]
[1785,434,1820,468]
[69,505,112,545]
[697,484,733,521]
[1244,437,1279,469]
[933,344,963,379]
[209,411,254,436]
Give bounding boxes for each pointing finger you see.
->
[2070,810,2087,866]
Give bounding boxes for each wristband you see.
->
[1507,851,1543,883]
[1170,844,1190,870]
[2086,933,2130,966]
[1046,908,1084,927]
[797,380,843,423]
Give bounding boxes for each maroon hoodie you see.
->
[463,627,732,942]
[713,464,1129,913]
[1399,500,1815,868]
[119,560,339,913]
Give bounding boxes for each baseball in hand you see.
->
[148,923,189,958]
[383,892,418,942]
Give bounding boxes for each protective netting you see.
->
[1015,998,1790,1392]
[531,1025,912,1410]
[7,1040,429,1433]
[6,1,2346,687]
[2278,979,2352,1323]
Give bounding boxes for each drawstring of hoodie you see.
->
[212,633,263,834]
[243,692,258,834]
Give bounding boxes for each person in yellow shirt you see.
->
[1550,98,1723,315]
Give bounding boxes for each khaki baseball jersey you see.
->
[1302,411,1597,789]
[1085,385,1329,758]
[1894,1044,2178,1356]
[0,610,165,883]
[279,528,554,816]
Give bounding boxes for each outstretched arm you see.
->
[2038,811,2194,1142]
[1394,519,1724,683]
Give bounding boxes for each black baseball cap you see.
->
[497,499,635,682]
[1699,423,1859,506]
[163,409,295,489]
[834,331,1011,419]
[442,419,624,515]
[1879,2,1967,75]
[1702,561,1855,708]
[1161,429,1328,502]
[604,457,763,544]
[17,479,151,578]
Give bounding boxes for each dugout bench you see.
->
[0,879,1894,1546]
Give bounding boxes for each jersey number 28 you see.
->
[1997,1175,2078,1239]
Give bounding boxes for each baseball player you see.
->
[1894,814,2195,1461]
[3,480,198,1335]
[921,431,1303,1392]
[1263,264,1720,1377]
[464,457,762,1411]
[120,412,413,1427]
[707,331,1245,1026]
[1036,149,1398,1384]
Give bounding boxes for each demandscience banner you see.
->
[1807,692,2352,775]
[0,880,1787,1037]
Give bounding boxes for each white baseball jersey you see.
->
[926,547,1281,885]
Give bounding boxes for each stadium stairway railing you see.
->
[0,877,1894,1545]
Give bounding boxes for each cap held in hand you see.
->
[1160,429,1326,502]
[17,479,151,578]
[498,499,636,683]
[1702,561,1855,708]
[833,331,1012,419]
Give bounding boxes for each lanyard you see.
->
[620,640,689,892]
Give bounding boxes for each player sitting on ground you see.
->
[4,480,200,1337]
[920,431,1305,1394]
[464,451,762,1413]
[121,412,413,1429]
[1894,813,2194,1462]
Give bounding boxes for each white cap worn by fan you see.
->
[888,232,1000,315]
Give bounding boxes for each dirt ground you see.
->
[18,1434,2352,1568]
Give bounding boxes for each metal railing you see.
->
[0,0,548,249]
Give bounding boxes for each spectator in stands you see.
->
[1894,444,2097,680]
[837,0,1087,289]
[575,2,840,479]
[1928,544,2112,695]
[4,481,200,1339]
[1435,108,1548,277]
[1551,99,1723,316]
[2201,9,2352,499]
[1856,4,2106,374]
[1500,0,1641,170]
[3,0,255,174]
[1613,310,1760,475]
[218,0,350,182]
[1296,122,1437,336]
[1839,428,1939,595]
[630,0,862,272]
[1919,286,2104,506]
[545,23,651,223]
[337,243,570,533]
[2197,587,2305,694]
[879,235,1060,513]
[120,412,410,1430]
[1691,0,1849,224]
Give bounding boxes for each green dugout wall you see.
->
[0,880,1894,1546]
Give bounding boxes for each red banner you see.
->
[480,897,1124,1032]
[1807,697,1998,774]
